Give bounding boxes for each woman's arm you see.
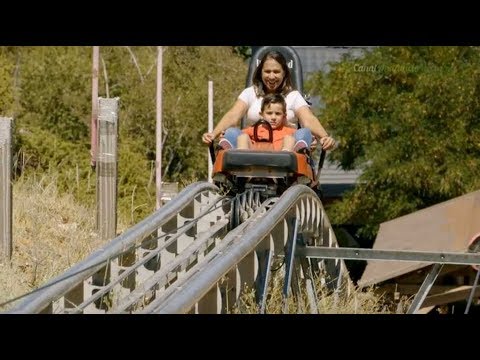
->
[202,99,248,144]
[296,105,335,150]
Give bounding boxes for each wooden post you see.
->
[208,81,213,182]
[91,46,99,169]
[156,46,163,210]
[0,117,13,261]
[96,98,118,240]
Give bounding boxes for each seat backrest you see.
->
[242,46,304,129]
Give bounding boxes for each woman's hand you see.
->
[202,131,226,145]
[320,136,336,150]
[202,132,215,145]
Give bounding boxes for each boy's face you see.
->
[260,103,286,129]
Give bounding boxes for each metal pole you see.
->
[0,117,13,261]
[97,98,119,240]
[406,263,443,314]
[465,269,480,314]
[156,46,163,210]
[208,81,213,182]
[91,46,99,169]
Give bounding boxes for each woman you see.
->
[201,50,335,151]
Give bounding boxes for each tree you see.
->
[9,46,247,223]
[0,49,15,116]
[306,46,480,240]
[233,46,252,60]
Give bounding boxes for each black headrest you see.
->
[246,46,304,93]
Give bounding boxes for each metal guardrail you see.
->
[10,178,477,314]
[7,181,220,314]
[297,246,480,314]
[297,247,480,266]
[145,184,344,314]
[143,185,480,314]
[141,198,279,314]
[7,182,341,314]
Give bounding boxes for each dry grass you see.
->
[0,174,109,311]
[232,271,395,314]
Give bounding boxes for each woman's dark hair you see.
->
[252,51,294,97]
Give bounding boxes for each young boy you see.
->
[219,93,307,152]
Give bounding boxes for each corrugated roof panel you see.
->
[293,46,371,78]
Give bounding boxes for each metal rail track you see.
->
[6,182,479,314]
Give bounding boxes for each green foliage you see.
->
[96,46,246,221]
[233,46,252,60]
[100,46,245,178]
[306,46,480,240]
[9,46,94,208]
[3,46,247,224]
[0,49,16,116]
[18,47,91,141]
[160,47,246,181]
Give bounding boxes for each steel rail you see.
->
[296,246,480,266]
[147,185,323,314]
[7,181,218,314]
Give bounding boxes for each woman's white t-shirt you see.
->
[238,86,308,129]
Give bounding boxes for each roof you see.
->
[293,46,373,77]
[359,190,480,288]
[291,46,373,192]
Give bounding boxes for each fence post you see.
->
[0,117,13,261]
[96,98,118,240]
[207,80,213,182]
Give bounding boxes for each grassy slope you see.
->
[0,175,111,311]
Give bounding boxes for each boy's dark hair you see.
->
[261,93,287,113]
